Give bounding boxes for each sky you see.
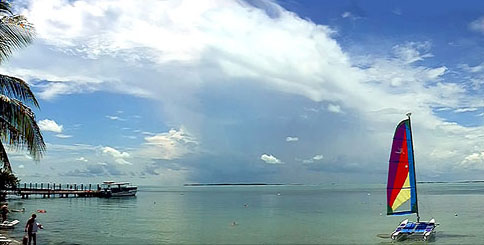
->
[3,0,484,185]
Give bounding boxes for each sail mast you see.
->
[407,112,420,222]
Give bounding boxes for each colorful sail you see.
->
[387,119,417,215]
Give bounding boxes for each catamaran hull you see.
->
[391,218,436,241]
[392,232,435,241]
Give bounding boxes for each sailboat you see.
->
[387,113,436,241]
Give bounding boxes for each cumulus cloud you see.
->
[461,152,484,169]
[469,17,484,34]
[5,0,484,182]
[38,119,63,133]
[10,0,454,119]
[260,154,283,164]
[141,127,198,160]
[102,146,132,165]
[286,136,299,142]
[327,104,343,114]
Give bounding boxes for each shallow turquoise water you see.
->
[2,183,482,244]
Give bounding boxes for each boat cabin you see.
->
[99,181,138,197]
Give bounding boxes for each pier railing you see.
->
[7,183,102,198]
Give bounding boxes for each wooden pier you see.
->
[7,183,101,199]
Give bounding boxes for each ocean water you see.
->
[2,183,483,244]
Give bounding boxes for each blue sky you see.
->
[3,0,484,185]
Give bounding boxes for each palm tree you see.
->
[0,2,45,173]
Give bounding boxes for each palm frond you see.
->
[0,74,38,107]
[0,95,45,161]
[0,15,34,63]
[0,2,12,15]
[0,168,18,189]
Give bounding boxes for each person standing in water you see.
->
[25,214,43,245]
[1,203,8,222]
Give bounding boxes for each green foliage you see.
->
[0,2,44,172]
[0,168,18,190]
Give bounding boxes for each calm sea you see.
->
[2,183,482,244]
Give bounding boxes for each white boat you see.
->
[0,220,19,229]
[99,181,137,197]
[386,113,437,241]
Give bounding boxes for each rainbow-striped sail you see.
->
[387,117,418,217]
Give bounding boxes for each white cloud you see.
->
[55,134,72,138]
[6,0,484,181]
[461,152,484,169]
[341,12,352,18]
[392,42,433,64]
[286,136,299,142]
[460,63,484,73]
[341,11,361,21]
[327,104,343,114]
[114,158,131,165]
[141,127,198,160]
[313,154,324,160]
[102,146,129,158]
[11,1,453,118]
[38,119,63,133]
[106,115,125,121]
[260,154,283,164]
[76,157,88,162]
[454,108,478,113]
[101,146,132,165]
[302,154,324,163]
[469,17,484,34]
[18,165,24,169]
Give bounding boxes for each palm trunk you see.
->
[0,141,11,172]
